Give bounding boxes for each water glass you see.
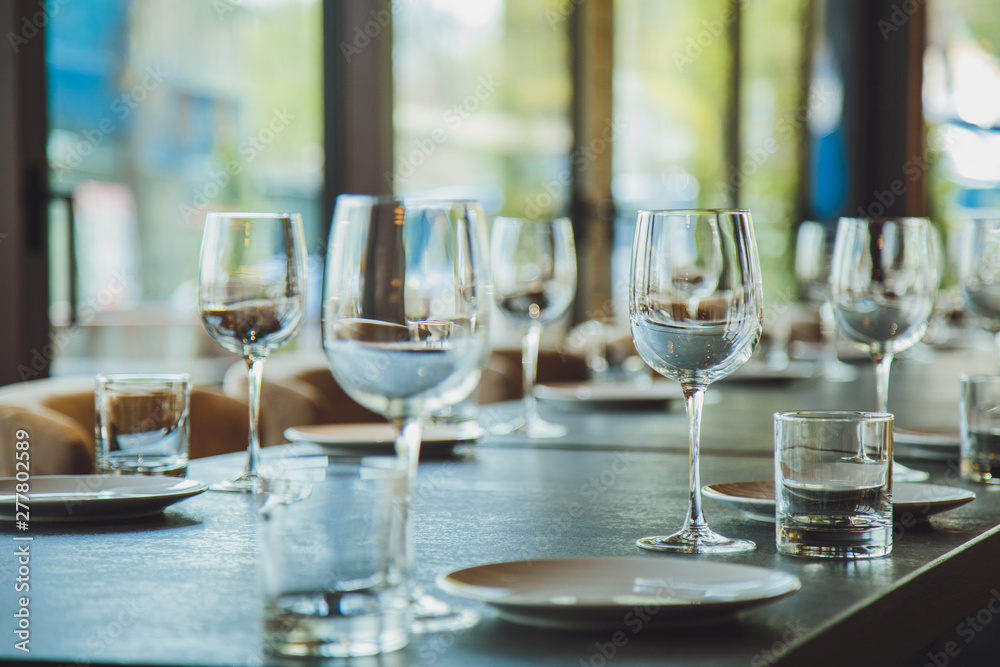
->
[258,455,409,658]
[95,373,191,476]
[960,375,1000,484]
[775,411,893,559]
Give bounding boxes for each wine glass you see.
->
[322,195,489,633]
[829,217,938,482]
[490,217,577,438]
[198,212,307,492]
[794,221,859,382]
[958,218,1000,360]
[630,209,763,554]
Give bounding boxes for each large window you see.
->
[925,0,1000,282]
[38,0,975,378]
[46,0,323,376]
[392,0,572,217]
[614,0,809,311]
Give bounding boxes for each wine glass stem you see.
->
[820,301,838,364]
[872,351,894,413]
[244,355,264,479]
[521,323,543,426]
[392,417,423,594]
[681,385,709,532]
[994,331,1000,371]
[394,417,423,485]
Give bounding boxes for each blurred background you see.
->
[1,0,997,384]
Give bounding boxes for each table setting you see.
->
[5,206,1000,667]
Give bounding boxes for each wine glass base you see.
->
[487,417,567,439]
[636,527,756,554]
[410,591,480,634]
[820,359,859,383]
[520,418,567,439]
[892,461,930,482]
[209,473,259,493]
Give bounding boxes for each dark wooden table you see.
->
[4,347,1000,666]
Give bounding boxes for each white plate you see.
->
[283,423,476,458]
[894,427,960,461]
[533,381,683,411]
[0,475,207,522]
[703,481,975,524]
[438,557,800,630]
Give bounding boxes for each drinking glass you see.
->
[630,209,763,553]
[794,221,858,382]
[959,375,1000,484]
[197,212,307,492]
[322,195,489,633]
[958,218,1000,360]
[829,217,938,482]
[490,217,576,438]
[775,411,893,559]
[95,373,191,476]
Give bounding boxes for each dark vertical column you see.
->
[792,0,818,227]
[323,0,394,225]
[0,1,51,385]
[724,0,742,207]
[821,0,927,218]
[569,0,615,323]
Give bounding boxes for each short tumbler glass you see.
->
[775,411,893,559]
[258,455,409,658]
[960,375,1000,484]
[95,373,191,476]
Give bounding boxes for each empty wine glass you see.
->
[829,217,938,482]
[794,221,859,382]
[322,195,489,633]
[630,209,763,554]
[958,218,1000,361]
[491,217,577,438]
[198,212,307,492]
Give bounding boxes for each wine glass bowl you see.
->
[958,218,1000,356]
[794,220,858,382]
[322,195,489,633]
[829,217,938,482]
[630,209,763,554]
[491,216,577,438]
[197,212,307,492]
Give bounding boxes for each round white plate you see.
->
[0,475,207,522]
[283,423,476,458]
[894,427,960,461]
[533,381,683,411]
[703,481,975,524]
[438,557,800,630]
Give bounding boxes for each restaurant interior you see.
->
[3,0,1000,665]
